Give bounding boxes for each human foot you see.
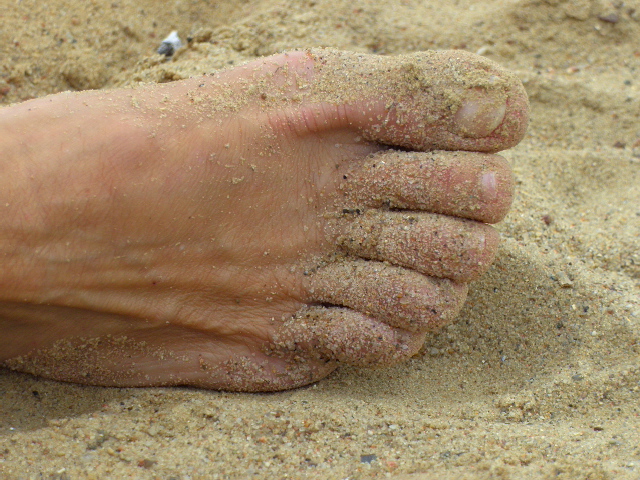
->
[0,48,528,391]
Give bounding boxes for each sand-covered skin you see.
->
[1,0,639,479]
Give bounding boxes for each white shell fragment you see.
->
[157,31,182,57]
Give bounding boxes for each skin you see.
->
[0,48,528,391]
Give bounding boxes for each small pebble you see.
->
[360,454,377,464]
[598,13,620,23]
[557,271,573,288]
[157,31,182,57]
[138,458,157,469]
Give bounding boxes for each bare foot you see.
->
[0,48,528,391]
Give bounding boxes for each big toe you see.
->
[304,48,530,153]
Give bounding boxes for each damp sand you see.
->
[1,0,639,478]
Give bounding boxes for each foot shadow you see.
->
[0,369,135,434]
[324,238,627,410]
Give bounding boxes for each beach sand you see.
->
[1,0,639,478]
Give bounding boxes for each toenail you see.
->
[452,93,507,139]
[481,171,497,201]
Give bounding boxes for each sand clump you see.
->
[1,0,639,479]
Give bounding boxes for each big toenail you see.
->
[453,94,506,138]
[481,172,497,200]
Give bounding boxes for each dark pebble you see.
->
[598,13,620,23]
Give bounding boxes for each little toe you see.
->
[306,259,468,333]
[337,210,499,282]
[269,306,425,367]
[341,149,514,224]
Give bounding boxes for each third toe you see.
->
[336,209,500,282]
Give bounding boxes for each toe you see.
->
[237,48,528,153]
[269,306,425,367]
[341,149,515,224]
[337,210,500,282]
[306,259,468,333]
[306,48,529,153]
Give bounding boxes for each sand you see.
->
[0,0,638,478]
